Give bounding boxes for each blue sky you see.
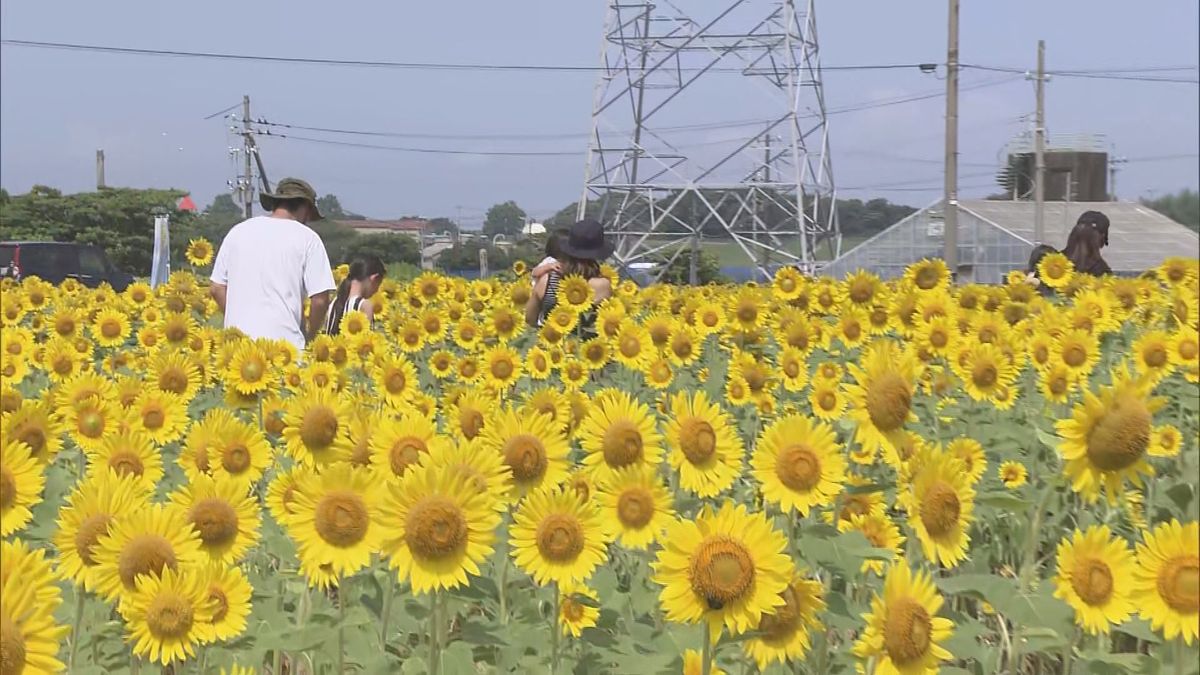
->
[2,0,1196,224]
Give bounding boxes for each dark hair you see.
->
[546,228,569,259]
[1026,244,1058,275]
[560,255,601,280]
[1076,210,1110,246]
[326,255,386,335]
[273,197,311,216]
[1062,221,1109,276]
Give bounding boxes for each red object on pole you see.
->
[177,195,198,212]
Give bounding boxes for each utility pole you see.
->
[242,95,253,218]
[943,0,959,276]
[95,150,106,189]
[1033,40,1047,244]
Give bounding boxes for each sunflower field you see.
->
[1,248,1198,675]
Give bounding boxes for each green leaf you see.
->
[1114,617,1162,644]
[1036,426,1060,449]
[400,656,428,674]
[1084,651,1160,675]
[1017,627,1070,653]
[440,642,476,675]
[977,491,1031,510]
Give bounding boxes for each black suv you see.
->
[0,242,135,291]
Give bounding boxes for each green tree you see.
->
[308,220,362,264]
[483,201,527,239]
[436,242,510,273]
[340,233,420,266]
[1143,189,1200,232]
[205,194,242,221]
[427,217,459,237]
[660,249,725,285]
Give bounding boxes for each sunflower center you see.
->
[671,336,695,359]
[460,410,485,440]
[1070,557,1114,606]
[191,498,240,548]
[404,496,468,560]
[101,319,122,339]
[884,597,933,665]
[1157,555,1200,613]
[919,481,961,537]
[1085,394,1151,472]
[689,537,755,610]
[619,335,642,359]
[865,372,911,433]
[1063,345,1087,368]
[52,355,73,375]
[300,405,339,450]
[0,468,16,511]
[108,450,145,478]
[783,360,801,379]
[314,491,370,548]
[491,359,513,380]
[1,612,27,675]
[843,322,862,341]
[1049,374,1069,396]
[503,434,548,483]
[1144,346,1168,369]
[75,514,113,566]
[759,585,801,640]
[208,586,230,623]
[737,304,757,323]
[561,597,585,622]
[159,369,189,395]
[142,407,165,430]
[678,418,717,464]
[972,363,998,388]
[384,371,407,394]
[914,266,941,290]
[616,487,655,529]
[775,445,822,492]
[146,591,194,639]
[222,444,251,474]
[602,420,644,468]
[118,534,177,589]
[778,277,797,293]
[817,391,837,412]
[1180,340,1198,360]
[389,437,427,476]
[536,513,585,562]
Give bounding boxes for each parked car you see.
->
[0,241,135,291]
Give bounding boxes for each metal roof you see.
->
[958,200,1199,274]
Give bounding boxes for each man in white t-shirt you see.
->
[210,178,336,349]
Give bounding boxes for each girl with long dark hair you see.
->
[1062,211,1112,276]
[525,219,613,331]
[326,255,385,335]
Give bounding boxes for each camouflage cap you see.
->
[259,177,323,220]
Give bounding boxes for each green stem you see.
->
[130,653,141,675]
[67,587,85,672]
[550,583,561,675]
[1062,628,1078,675]
[337,575,347,675]
[1175,636,1185,675]
[701,626,712,675]
[379,572,395,645]
[498,554,509,626]
[429,591,441,675]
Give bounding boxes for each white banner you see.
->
[150,214,171,288]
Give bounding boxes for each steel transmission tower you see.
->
[579,0,839,281]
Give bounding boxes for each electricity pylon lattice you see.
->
[579,0,839,281]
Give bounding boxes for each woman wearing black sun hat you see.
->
[524,218,614,331]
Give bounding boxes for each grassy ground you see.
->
[702,234,869,266]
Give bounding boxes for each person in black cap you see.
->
[524,218,614,329]
[1062,210,1112,276]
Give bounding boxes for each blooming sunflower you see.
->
[900,449,975,568]
[379,463,500,594]
[662,391,742,498]
[91,307,132,348]
[224,341,273,396]
[999,460,1028,488]
[282,388,353,467]
[776,346,809,393]
[1132,329,1176,384]
[1055,328,1100,377]
[170,474,261,565]
[652,503,793,643]
[482,344,523,391]
[210,415,272,486]
[54,471,150,591]
[844,340,921,459]
[445,389,492,442]
[1056,367,1163,504]
[510,486,610,586]
[2,401,63,465]
[853,563,954,674]
[559,583,600,637]
[752,414,845,516]
[185,238,215,266]
[841,512,905,576]
[372,353,419,407]
[148,349,202,402]
[197,563,253,643]
[743,573,826,670]
[287,463,385,583]
[0,438,44,536]
[0,539,68,674]
[808,380,847,422]
[88,429,164,491]
[1037,251,1074,289]
[954,341,1017,403]
[905,258,950,294]
[1132,519,1199,645]
[369,414,450,482]
[127,390,188,445]
[119,565,214,665]
[577,390,664,486]
[91,503,205,603]
[946,437,986,484]
[597,464,675,550]
[1053,524,1136,634]
[479,406,570,497]
[63,394,118,453]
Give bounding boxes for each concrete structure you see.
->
[338,218,428,239]
[821,199,1197,283]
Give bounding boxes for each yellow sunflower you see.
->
[186,238,215,266]
[510,486,610,586]
[1132,329,1176,384]
[91,307,132,348]
[445,389,492,442]
[1132,519,1199,645]
[776,346,809,392]
[1053,524,1136,634]
[999,460,1028,488]
[577,390,664,486]
[0,539,68,674]
[287,463,385,583]
[0,438,44,536]
[372,353,419,408]
[170,474,261,565]
[558,274,596,311]
[54,471,150,591]
[1038,362,1079,404]
[652,503,793,643]
[265,465,312,527]
[282,388,353,467]
[597,464,675,550]
[479,406,570,496]
[844,340,921,459]
[91,503,205,603]
[148,349,202,401]
[119,565,214,665]
[2,401,63,465]
[743,573,826,670]
[853,563,954,674]
[905,258,950,294]
[1149,424,1184,458]
[88,429,164,491]
[1055,328,1100,377]
[841,512,905,576]
[210,415,272,486]
[1037,251,1074,289]
[900,449,975,568]
[662,391,742,498]
[954,341,1017,403]
[1056,367,1162,504]
[483,344,523,391]
[63,394,118,453]
[808,380,847,422]
[559,583,600,637]
[197,563,253,643]
[612,319,654,371]
[752,414,845,516]
[946,437,986,484]
[126,390,188,445]
[379,463,500,594]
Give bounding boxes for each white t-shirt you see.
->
[211,216,336,349]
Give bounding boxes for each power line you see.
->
[0,39,931,74]
[256,130,583,157]
[962,63,1199,84]
[1122,153,1200,163]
